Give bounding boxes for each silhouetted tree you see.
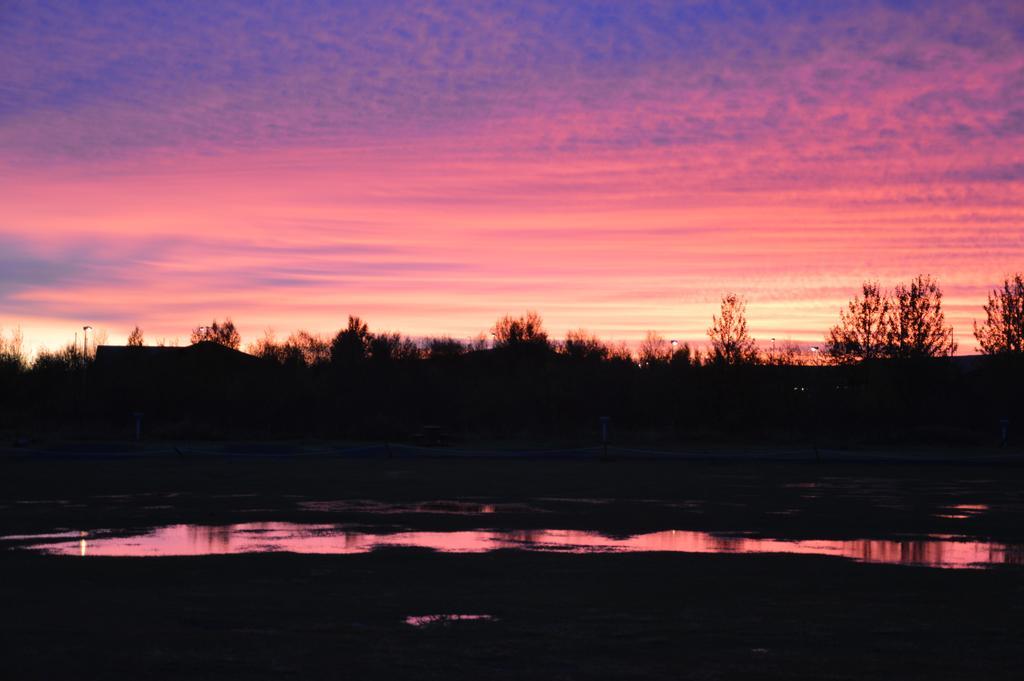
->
[190,319,241,349]
[288,331,331,366]
[776,340,810,366]
[127,326,145,347]
[0,327,25,362]
[253,330,331,367]
[249,330,286,363]
[607,341,634,363]
[887,275,956,359]
[330,316,371,366]
[562,330,609,362]
[825,282,891,364]
[369,332,421,363]
[974,274,1024,355]
[0,327,26,376]
[491,311,549,349]
[670,342,698,367]
[467,334,491,352]
[638,331,672,366]
[762,339,801,366]
[426,336,466,359]
[708,294,758,365]
[32,343,80,372]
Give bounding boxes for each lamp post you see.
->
[809,346,821,461]
[82,325,92,361]
[770,337,776,364]
[81,325,93,420]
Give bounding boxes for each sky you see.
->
[2,0,1023,354]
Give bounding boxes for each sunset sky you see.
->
[2,1,1023,354]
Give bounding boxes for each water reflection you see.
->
[405,614,496,627]
[935,503,990,520]
[6,524,1022,569]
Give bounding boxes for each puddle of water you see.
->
[3,523,1021,569]
[935,504,990,520]
[405,614,496,627]
[948,504,989,513]
[1,530,82,541]
[416,501,496,514]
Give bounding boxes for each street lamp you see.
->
[809,346,821,460]
[81,325,93,415]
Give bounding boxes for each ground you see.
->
[1,452,1023,679]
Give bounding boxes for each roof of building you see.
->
[94,341,262,372]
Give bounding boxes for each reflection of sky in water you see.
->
[935,504,990,520]
[405,614,496,627]
[12,523,1022,570]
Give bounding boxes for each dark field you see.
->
[2,454,1023,679]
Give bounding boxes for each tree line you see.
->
[0,274,1022,445]
[176,273,1024,365]
[3,273,1021,371]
